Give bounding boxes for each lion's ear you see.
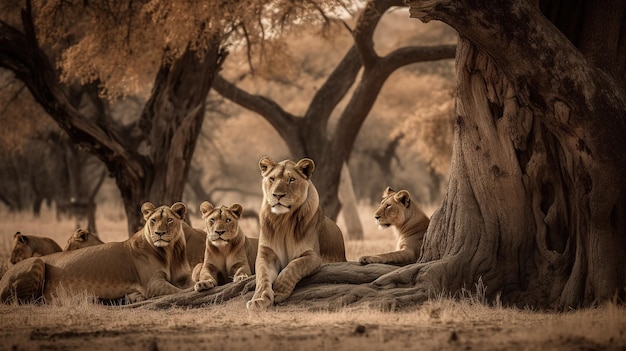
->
[141,202,156,220]
[15,233,27,244]
[200,201,214,217]
[171,202,187,220]
[76,229,88,241]
[394,190,411,208]
[383,186,395,198]
[295,158,315,179]
[230,204,244,219]
[259,157,276,176]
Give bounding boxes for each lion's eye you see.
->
[167,218,173,224]
[226,218,231,223]
[269,177,275,183]
[386,204,391,209]
[289,177,296,183]
[209,219,215,225]
[150,218,156,224]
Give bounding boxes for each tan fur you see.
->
[10,232,62,264]
[0,202,193,304]
[63,228,104,251]
[182,222,208,268]
[359,187,430,266]
[63,224,205,268]
[192,202,258,292]
[247,157,346,309]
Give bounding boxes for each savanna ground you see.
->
[1,204,626,351]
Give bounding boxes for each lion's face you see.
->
[259,157,315,215]
[141,202,186,248]
[374,187,412,229]
[10,232,32,264]
[200,202,243,248]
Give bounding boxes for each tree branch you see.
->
[0,5,144,182]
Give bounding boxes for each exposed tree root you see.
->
[128,262,436,310]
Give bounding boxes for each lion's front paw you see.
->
[359,255,382,265]
[126,292,146,303]
[194,279,217,292]
[272,279,294,303]
[246,290,274,310]
[233,273,249,283]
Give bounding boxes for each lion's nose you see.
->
[215,230,226,236]
[155,231,166,237]
[374,215,381,220]
[273,193,285,200]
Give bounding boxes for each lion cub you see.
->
[359,187,430,266]
[192,201,258,291]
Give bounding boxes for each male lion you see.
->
[10,232,62,264]
[63,228,104,251]
[0,202,193,304]
[192,201,258,291]
[247,157,346,309]
[359,187,430,266]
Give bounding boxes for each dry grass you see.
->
[1,205,626,350]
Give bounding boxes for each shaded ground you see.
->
[2,297,626,351]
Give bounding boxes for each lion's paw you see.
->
[246,291,274,310]
[359,255,382,265]
[194,280,217,292]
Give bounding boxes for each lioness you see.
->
[0,202,193,304]
[62,224,205,267]
[359,187,430,266]
[247,157,346,309]
[192,201,258,291]
[10,232,62,264]
[63,228,104,251]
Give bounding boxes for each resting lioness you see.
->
[192,201,258,291]
[63,228,104,251]
[247,157,346,309]
[359,187,430,266]
[0,202,193,304]
[10,232,62,264]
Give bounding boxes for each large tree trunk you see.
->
[121,43,224,233]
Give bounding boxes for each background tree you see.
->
[213,0,456,221]
[140,0,626,310]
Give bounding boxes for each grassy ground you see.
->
[1,205,626,351]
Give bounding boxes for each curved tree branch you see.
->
[0,6,144,183]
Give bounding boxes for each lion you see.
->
[63,228,104,251]
[192,201,258,291]
[359,187,430,266]
[0,202,193,304]
[247,157,346,309]
[62,224,205,268]
[10,232,62,264]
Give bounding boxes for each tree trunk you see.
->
[338,163,364,240]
